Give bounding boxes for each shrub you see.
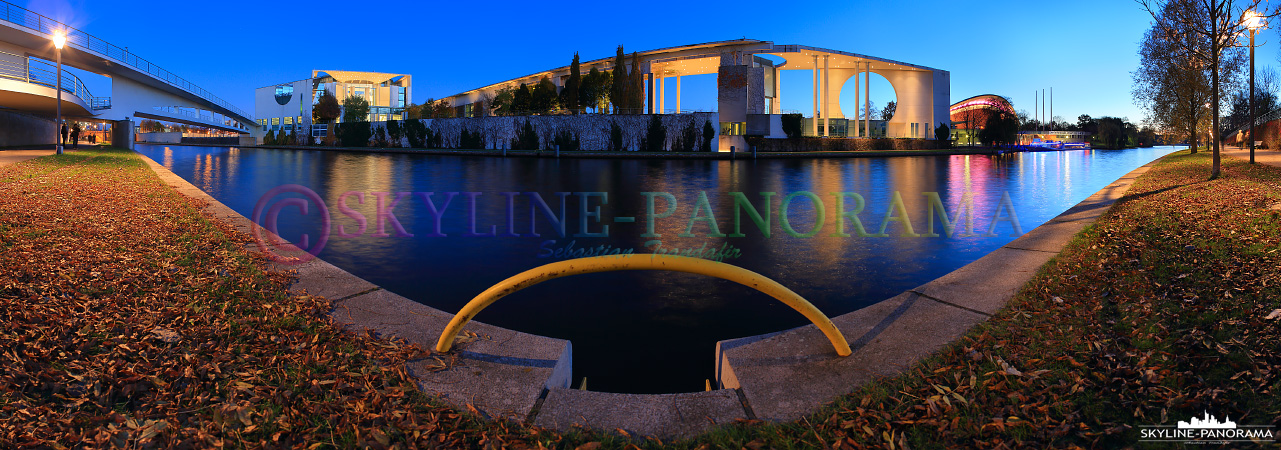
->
[339,122,372,147]
[404,120,426,148]
[386,120,403,148]
[672,120,698,152]
[460,128,485,149]
[553,128,580,151]
[782,113,804,138]
[701,120,715,152]
[643,115,666,151]
[373,125,389,147]
[511,120,539,150]
[609,121,624,151]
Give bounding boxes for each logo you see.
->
[251,184,330,265]
[1139,411,1276,444]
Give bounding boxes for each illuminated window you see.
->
[720,122,745,136]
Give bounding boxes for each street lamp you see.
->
[1244,10,1266,164]
[51,30,66,155]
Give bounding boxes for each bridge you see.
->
[0,1,258,145]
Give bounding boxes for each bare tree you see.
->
[1139,0,1273,177]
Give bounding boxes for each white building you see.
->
[254,70,411,139]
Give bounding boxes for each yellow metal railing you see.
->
[435,254,852,357]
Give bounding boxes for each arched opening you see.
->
[837,72,896,137]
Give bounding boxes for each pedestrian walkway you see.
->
[1221,145,1281,167]
[0,149,56,167]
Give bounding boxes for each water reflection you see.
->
[137,144,1178,393]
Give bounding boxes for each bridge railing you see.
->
[0,0,253,122]
[0,49,108,110]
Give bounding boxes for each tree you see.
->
[781,113,804,138]
[642,115,666,151]
[630,51,645,114]
[702,120,716,152]
[513,84,532,115]
[936,123,950,142]
[491,86,515,116]
[881,101,896,120]
[1139,0,1269,177]
[611,46,628,114]
[979,111,1018,147]
[1077,114,1095,133]
[533,77,558,113]
[342,95,371,123]
[313,90,341,124]
[566,53,582,114]
[386,120,403,148]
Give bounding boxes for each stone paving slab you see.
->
[1001,218,1091,253]
[533,388,747,439]
[717,292,988,422]
[910,247,1056,315]
[137,152,572,423]
[0,149,56,166]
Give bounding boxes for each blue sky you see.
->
[28,0,1281,125]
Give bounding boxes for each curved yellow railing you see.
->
[435,254,852,357]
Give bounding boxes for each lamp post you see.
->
[52,30,66,155]
[1244,10,1265,164]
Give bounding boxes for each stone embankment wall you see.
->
[423,113,719,151]
[0,110,56,147]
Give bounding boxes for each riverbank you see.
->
[3,148,1275,447]
[154,141,1020,159]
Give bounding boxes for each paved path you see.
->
[0,149,56,167]
[1220,145,1281,167]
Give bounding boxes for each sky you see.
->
[26,0,1281,126]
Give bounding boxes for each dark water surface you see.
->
[136,144,1178,393]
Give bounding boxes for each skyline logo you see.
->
[1139,411,1275,445]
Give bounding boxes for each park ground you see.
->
[0,147,1277,448]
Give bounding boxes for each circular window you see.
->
[274,85,293,105]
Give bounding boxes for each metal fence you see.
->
[0,0,250,121]
[0,49,108,109]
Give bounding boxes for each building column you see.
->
[853,63,861,137]
[864,66,871,138]
[676,75,682,114]
[659,75,665,114]
[773,68,781,114]
[812,55,819,136]
[822,56,830,137]
[647,73,655,114]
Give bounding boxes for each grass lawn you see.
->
[0,148,1277,448]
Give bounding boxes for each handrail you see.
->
[0,0,253,122]
[434,254,853,357]
[0,49,106,109]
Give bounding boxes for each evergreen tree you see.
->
[566,53,581,114]
[630,52,645,114]
[513,84,532,115]
[533,77,558,113]
[611,46,627,114]
[644,115,666,151]
[701,120,715,152]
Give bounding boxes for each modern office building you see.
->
[254,70,411,139]
[440,39,949,151]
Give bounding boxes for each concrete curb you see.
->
[133,147,1168,439]
[714,158,1161,422]
[134,152,573,422]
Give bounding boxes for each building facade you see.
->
[254,70,411,139]
[439,39,949,151]
[949,94,1014,146]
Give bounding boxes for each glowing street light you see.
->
[1244,10,1266,164]
[52,30,66,155]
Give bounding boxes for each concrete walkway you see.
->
[1220,145,1281,167]
[0,149,56,167]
